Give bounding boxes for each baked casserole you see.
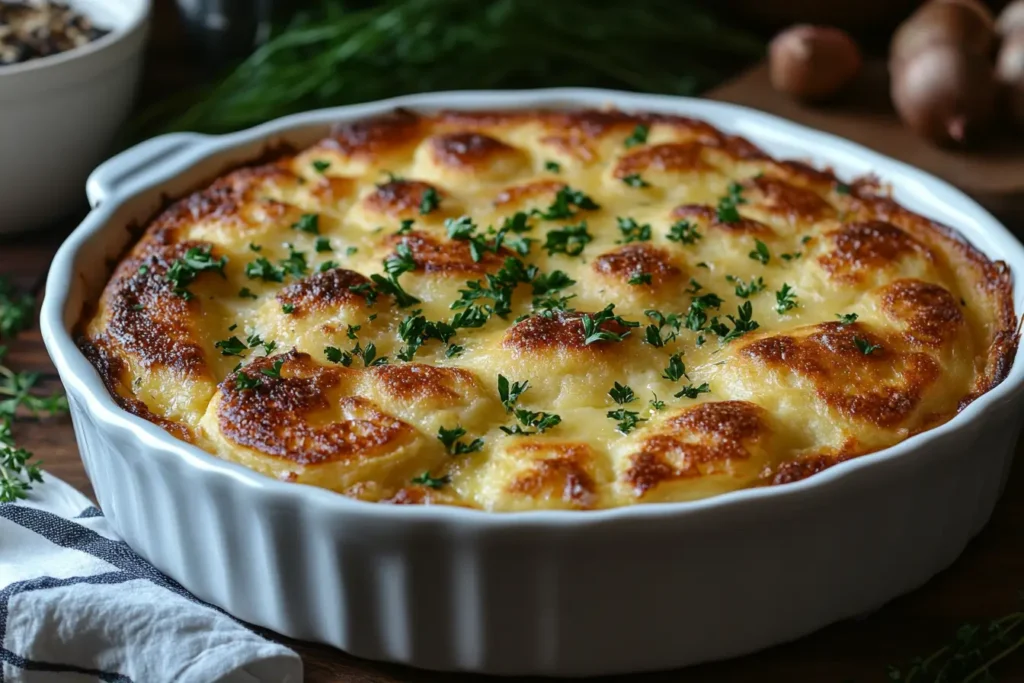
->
[77,108,1018,511]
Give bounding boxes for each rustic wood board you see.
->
[5,60,1024,680]
[709,60,1024,227]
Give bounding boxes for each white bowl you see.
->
[0,0,150,234]
[42,89,1024,676]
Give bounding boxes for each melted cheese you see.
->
[79,107,1018,510]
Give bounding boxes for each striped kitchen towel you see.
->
[0,474,302,683]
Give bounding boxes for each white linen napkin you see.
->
[0,474,303,683]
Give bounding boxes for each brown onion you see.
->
[890,44,996,146]
[890,1,995,69]
[769,25,862,101]
[997,30,1024,126]
[934,0,994,27]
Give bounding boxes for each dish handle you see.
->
[86,133,209,208]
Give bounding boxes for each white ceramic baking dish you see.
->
[40,89,1024,676]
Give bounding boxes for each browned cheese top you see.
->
[79,107,1018,511]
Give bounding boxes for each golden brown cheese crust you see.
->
[78,107,1019,511]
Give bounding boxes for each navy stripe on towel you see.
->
[0,505,221,615]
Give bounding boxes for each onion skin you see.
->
[890,44,996,146]
[997,30,1024,126]
[768,25,862,102]
[890,1,995,70]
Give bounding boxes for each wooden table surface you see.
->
[5,22,1024,678]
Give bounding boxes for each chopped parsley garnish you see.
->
[533,186,600,220]
[411,472,449,489]
[445,215,476,240]
[544,160,561,173]
[543,221,593,257]
[348,282,378,306]
[324,346,345,364]
[624,124,649,148]
[532,293,577,316]
[419,187,440,215]
[501,408,562,435]
[395,311,457,361]
[774,284,798,313]
[164,246,227,299]
[684,278,703,295]
[836,312,859,325]
[628,271,652,286]
[371,259,421,308]
[346,324,361,340]
[215,336,247,357]
[667,220,701,245]
[749,239,770,265]
[281,303,295,314]
[280,247,309,278]
[345,246,358,257]
[357,341,385,366]
[725,275,765,298]
[674,382,710,399]
[854,337,882,355]
[580,304,638,345]
[138,265,149,275]
[716,181,746,223]
[622,173,650,188]
[249,243,262,252]
[643,309,684,347]
[246,257,284,282]
[318,260,338,272]
[649,394,666,411]
[684,292,724,332]
[260,358,285,379]
[609,381,636,405]
[451,304,489,329]
[662,354,687,382]
[323,341,387,367]
[711,301,759,343]
[532,270,575,295]
[385,242,417,278]
[233,371,261,391]
[607,408,646,434]
[397,218,414,234]
[498,374,530,412]
[491,211,536,256]
[291,213,319,234]
[445,344,464,358]
[238,287,258,300]
[312,159,331,173]
[835,182,851,195]
[451,257,534,319]
[445,216,492,262]
[780,251,802,262]
[437,425,484,455]
[315,237,332,253]
[616,216,652,243]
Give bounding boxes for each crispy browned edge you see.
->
[71,107,1021,497]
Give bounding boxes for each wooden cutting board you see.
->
[708,60,1024,228]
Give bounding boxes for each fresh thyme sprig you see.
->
[0,278,69,503]
[888,600,1024,683]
